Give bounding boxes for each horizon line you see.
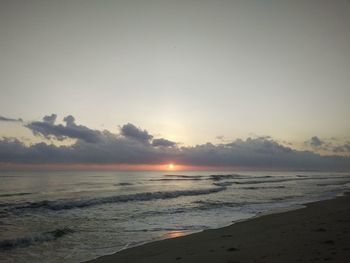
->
[0,163,348,172]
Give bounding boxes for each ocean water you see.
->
[0,170,349,263]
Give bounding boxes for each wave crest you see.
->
[15,187,226,211]
[0,227,74,251]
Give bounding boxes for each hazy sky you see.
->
[0,1,350,169]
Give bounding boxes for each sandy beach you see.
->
[85,193,350,263]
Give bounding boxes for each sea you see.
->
[0,170,349,263]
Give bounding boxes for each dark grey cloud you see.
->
[0,115,22,122]
[26,114,101,143]
[63,115,75,126]
[152,138,177,147]
[305,136,347,153]
[177,138,341,170]
[42,114,57,125]
[1,115,349,170]
[120,123,153,143]
[309,136,324,147]
[0,134,173,165]
[333,143,350,153]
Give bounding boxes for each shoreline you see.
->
[84,192,350,263]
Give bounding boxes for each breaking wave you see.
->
[14,187,226,211]
[114,182,133,186]
[153,174,272,182]
[209,174,271,181]
[213,181,235,187]
[0,227,74,251]
[150,178,203,182]
[163,174,204,179]
[233,176,350,185]
[241,186,286,190]
[0,192,32,198]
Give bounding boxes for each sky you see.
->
[0,0,350,170]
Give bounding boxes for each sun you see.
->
[168,163,175,169]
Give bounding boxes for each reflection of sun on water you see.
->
[164,230,185,239]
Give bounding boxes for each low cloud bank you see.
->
[0,114,349,170]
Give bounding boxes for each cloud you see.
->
[43,114,57,125]
[63,115,75,126]
[120,123,153,143]
[26,114,101,143]
[333,143,350,153]
[305,136,349,153]
[152,138,177,147]
[0,134,173,165]
[0,115,22,122]
[308,136,324,147]
[1,115,350,171]
[179,138,350,170]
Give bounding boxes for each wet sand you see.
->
[85,193,350,263]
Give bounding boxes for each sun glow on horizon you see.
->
[0,163,253,172]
